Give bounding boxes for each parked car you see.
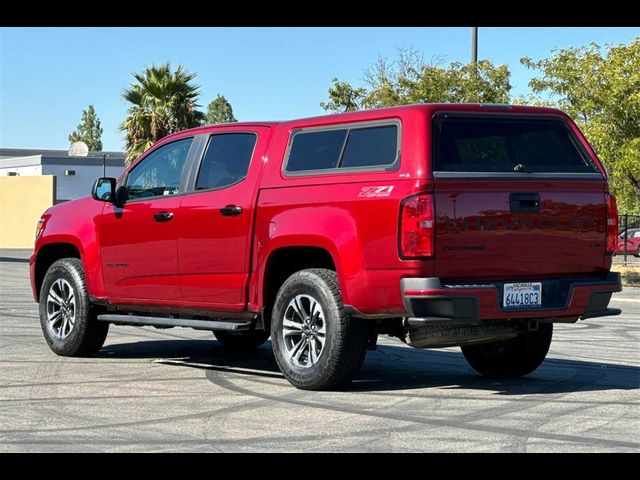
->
[615,228,640,256]
[30,104,622,390]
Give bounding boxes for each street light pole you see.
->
[471,27,478,64]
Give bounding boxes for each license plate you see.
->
[503,282,542,309]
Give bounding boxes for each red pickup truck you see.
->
[30,104,622,390]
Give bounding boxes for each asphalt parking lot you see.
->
[1,249,638,452]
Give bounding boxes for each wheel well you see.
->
[263,247,336,319]
[35,243,81,300]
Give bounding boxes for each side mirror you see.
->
[91,177,116,203]
[91,178,128,207]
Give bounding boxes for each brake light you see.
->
[606,193,618,255]
[400,193,434,258]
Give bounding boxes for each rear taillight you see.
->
[606,193,618,255]
[400,193,434,258]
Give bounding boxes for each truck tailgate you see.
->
[431,112,608,281]
[434,179,607,280]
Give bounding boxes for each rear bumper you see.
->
[401,273,622,323]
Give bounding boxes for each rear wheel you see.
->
[213,329,270,351]
[39,258,109,356]
[461,323,552,378]
[271,269,369,390]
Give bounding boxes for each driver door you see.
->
[98,137,195,304]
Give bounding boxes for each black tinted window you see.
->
[196,133,257,190]
[435,117,596,173]
[286,123,399,173]
[341,125,398,168]
[287,129,347,172]
[126,138,192,199]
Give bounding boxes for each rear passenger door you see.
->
[177,128,271,310]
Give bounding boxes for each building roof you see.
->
[0,148,126,169]
[0,148,125,160]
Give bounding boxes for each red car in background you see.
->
[615,228,640,257]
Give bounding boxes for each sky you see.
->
[1,27,639,152]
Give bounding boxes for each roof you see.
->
[161,104,568,141]
[0,148,126,169]
[278,103,567,127]
[0,148,125,160]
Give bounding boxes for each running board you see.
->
[96,314,252,332]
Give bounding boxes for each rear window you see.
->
[434,115,597,174]
[285,123,399,174]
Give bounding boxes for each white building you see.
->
[0,148,125,202]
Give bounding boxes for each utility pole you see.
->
[471,27,478,64]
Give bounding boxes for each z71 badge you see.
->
[358,186,394,198]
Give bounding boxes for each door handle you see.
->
[153,211,174,222]
[220,205,243,217]
[509,193,540,214]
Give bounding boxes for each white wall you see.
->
[0,165,42,176]
[42,164,124,201]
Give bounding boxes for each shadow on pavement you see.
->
[98,338,640,395]
[0,257,30,263]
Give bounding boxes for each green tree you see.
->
[522,38,640,213]
[68,105,103,151]
[120,63,206,163]
[322,48,511,112]
[320,78,367,112]
[206,94,238,124]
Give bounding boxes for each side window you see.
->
[195,133,257,190]
[286,129,347,172]
[285,123,399,174]
[340,125,398,168]
[126,138,192,199]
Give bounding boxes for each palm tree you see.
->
[120,63,206,163]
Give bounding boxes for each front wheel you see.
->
[271,269,369,390]
[39,258,109,356]
[461,323,553,378]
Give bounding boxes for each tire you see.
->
[213,329,270,351]
[461,323,553,378]
[39,258,109,357]
[271,268,369,390]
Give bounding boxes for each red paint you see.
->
[177,126,271,308]
[31,104,620,322]
[99,196,182,301]
[433,180,610,280]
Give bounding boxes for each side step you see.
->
[97,314,252,332]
